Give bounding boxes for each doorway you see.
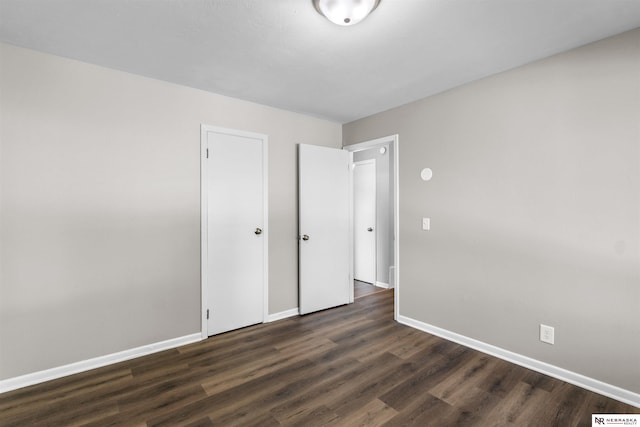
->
[345,135,399,320]
[200,125,269,337]
[297,136,399,320]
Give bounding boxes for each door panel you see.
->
[353,160,376,284]
[298,144,350,315]
[206,130,265,335]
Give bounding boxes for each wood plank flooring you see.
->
[1,289,636,426]
[354,280,387,299]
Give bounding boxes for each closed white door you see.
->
[298,144,351,315]
[353,160,376,284]
[202,126,267,336]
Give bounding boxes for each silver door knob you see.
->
[255,228,263,235]
[302,234,310,241]
[367,227,373,232]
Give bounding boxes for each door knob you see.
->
[367,227,373,232]
[302,234,310,241]
[255,228,263,235]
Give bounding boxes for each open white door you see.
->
[353,160,376,284]
[299,144,351,315]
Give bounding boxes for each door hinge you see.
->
[206,309,210,319]
[206,148,209,158]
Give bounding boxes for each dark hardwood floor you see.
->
[1,289,636,426]
[354,280,387,299]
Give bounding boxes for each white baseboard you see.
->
[375,281,390,289]
[397,315,640,408]
[0,333,202,394]
[267,308,299,322]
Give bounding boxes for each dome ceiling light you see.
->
[313,0,381,26]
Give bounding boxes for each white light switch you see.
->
[422,217,430,230]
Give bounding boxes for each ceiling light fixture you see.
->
[313,0,381,26]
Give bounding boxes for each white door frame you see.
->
[344,135,399,320]
[200,124,269,338]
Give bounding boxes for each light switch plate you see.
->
[422,217,430,230]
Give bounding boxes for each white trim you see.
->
[345,136,396,153]
[200,125,269,338]
[0,333,201,394]
[397,315,640,408]
[344,135,399,321]
[200,125,209,339]
[375,281,390,289]
[394,136,399,320]
[267,308,300,322]
[261,135,270,323]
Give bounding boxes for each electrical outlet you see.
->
[540,324,555,345]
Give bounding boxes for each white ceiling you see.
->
[1,0,639,123]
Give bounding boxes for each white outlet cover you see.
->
[540,324,555,345]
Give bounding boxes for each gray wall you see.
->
[344,29,640,393]
[0,43,341,380]
[353,145,394,285]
